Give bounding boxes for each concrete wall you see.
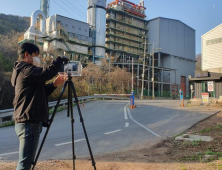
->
[147,17,195,61]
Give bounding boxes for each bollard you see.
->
[181,99,184,108]
[82,100,84,108]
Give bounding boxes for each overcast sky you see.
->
[0,0,221,55]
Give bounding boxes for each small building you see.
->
[189,23,222,99]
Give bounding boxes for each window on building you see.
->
[72,26,75,29]
[65,24,68,27]
[79,27,81,30]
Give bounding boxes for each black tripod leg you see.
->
[70,81,97,170]
[31,81,68,170]
[68,81,76,170]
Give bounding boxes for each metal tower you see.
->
[40,0,50,18]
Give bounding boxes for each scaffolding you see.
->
[105,0,178,98]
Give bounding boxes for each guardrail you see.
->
[0,95,129,124]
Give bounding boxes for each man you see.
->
[11,42,69,170]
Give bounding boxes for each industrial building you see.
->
[18,0,106,64]
[105,0,147,61]
[147,17,196,98]
[189,23,222,99]
[105,0,196,98]
[18,0,196,98]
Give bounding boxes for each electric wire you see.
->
[51,0,78,20]
[65,0,87,19]
[60,0,87,21]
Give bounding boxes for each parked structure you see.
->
[189,23,222,99]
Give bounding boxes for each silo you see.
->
[87,0,106,60]
[40,0,50,18]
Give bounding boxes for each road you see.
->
[0,100,219,161]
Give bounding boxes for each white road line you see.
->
[104,129,122,135]
[55,139,85,146]
[126,107,161,137]
[0,151,19,156]
[125,122,129,127]
[124,106,128,120]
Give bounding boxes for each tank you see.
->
[87,0,106,59]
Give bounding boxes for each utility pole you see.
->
[152,42,155,100]
[132,57,134,91]
[141,37,146,99]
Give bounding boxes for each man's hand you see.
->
[53,75,67,87]
[61,56,69,64]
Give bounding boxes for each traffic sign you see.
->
[208,81,214,92]
[202,93,209,104]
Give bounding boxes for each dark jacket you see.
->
[11,57,63,127]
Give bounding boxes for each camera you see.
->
[59,61,82,77]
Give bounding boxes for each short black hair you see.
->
[18,42,40,61]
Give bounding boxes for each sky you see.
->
[0,0,221,55]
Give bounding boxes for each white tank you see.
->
[87,0,106,59]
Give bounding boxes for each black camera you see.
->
[59,61,82,77]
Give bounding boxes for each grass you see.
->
[200,124,222,134]
[191,140,203,146]
[205,150,222,156]
[0,120,15,128]
[181,154,203,161]
[49,106,65,115]
[174,132,185,138]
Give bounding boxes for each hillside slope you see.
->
[0,13,29,35]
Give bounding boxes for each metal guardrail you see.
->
[0,95,129,124]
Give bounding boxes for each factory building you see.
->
[18,0,107,64]
[189,23,222,99]
[147,17,196,98]
[106,0,147,62]
[18,0,197,98]
[105,0,195,98]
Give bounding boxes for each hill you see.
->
[0,13,30,35]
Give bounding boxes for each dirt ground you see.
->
[2,106,222,170]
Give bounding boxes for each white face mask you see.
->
[33,57,41,67]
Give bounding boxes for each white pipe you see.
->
[30,10,46,33]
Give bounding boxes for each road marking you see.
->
[126,107,161,137]
[125,122,129,127]
[55,139,85,146]
[0,151,19,156]
[104,129,122,135]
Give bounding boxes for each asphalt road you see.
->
[0,100,219,161]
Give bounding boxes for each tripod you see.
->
[31,74,97,170]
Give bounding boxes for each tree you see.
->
[196,53,202,71]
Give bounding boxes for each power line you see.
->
[65,0,87,19]
[51,0,77,20]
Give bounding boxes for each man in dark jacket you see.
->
[11,42,68,170]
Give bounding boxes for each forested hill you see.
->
[0,13,30,35]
